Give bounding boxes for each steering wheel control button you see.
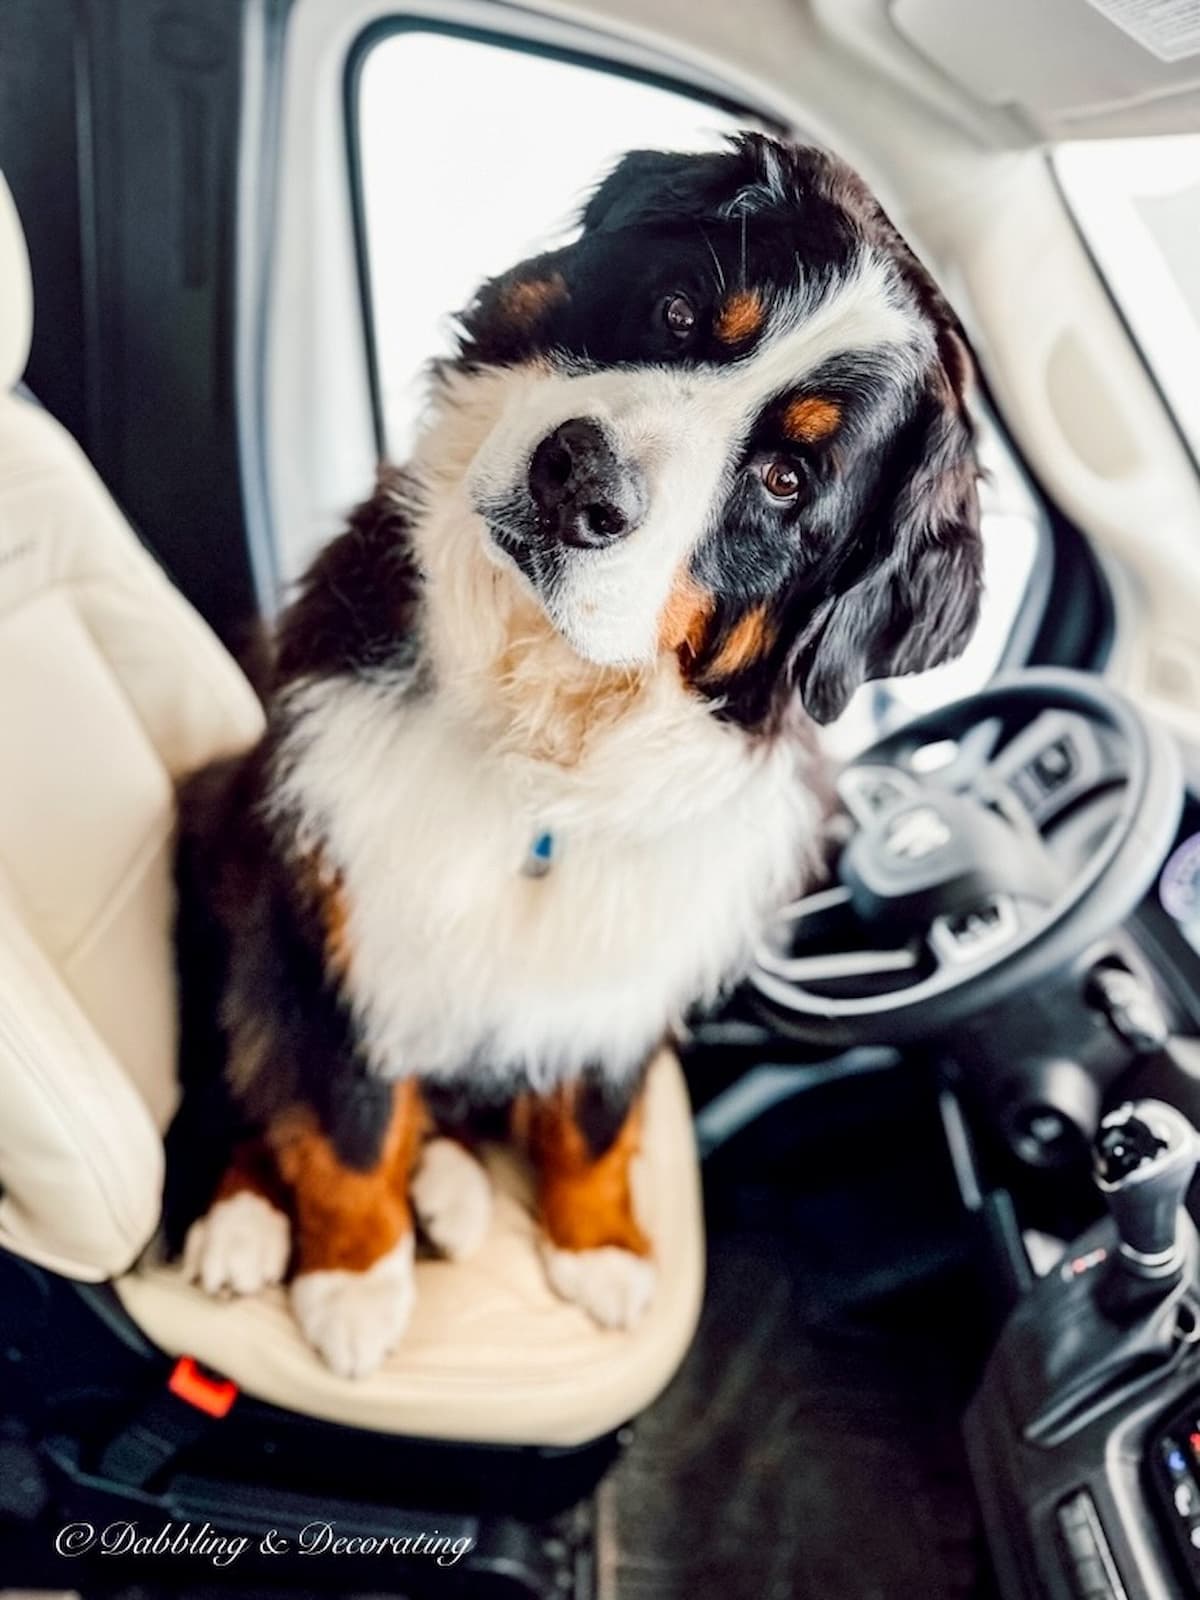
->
[993,708,1128,829]
[835,764,917,828]
[930,896,1019,965]
[1032,734,1076,791]
[884,805,951,861]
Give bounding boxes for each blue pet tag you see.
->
[521,829,557,878]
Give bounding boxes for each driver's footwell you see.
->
[603,1061,995,1600]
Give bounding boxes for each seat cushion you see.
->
[116,1051,704,1448]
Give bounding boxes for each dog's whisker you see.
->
[697,225,726,295]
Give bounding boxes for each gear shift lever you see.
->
[997,1099,1200,1445]
[1094,1100,1198,1310]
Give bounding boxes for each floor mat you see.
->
[602,1061,995,1600]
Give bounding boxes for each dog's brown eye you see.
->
[661,293,697,339]
[760,459,802,500]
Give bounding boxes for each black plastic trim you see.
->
[1026,500,1116,676]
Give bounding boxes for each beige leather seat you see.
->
[0,174,704,1448]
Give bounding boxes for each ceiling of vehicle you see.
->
[891,0,1200,139]
[583,0,1200,147]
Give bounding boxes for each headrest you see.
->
[0,173,33,391]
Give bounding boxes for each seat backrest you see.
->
[0,173,265,1280]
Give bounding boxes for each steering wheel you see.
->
[750,669,1183,1050]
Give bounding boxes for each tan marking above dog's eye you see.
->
[759,459,802,501]
[715,290,764,344]
[783,395,841,443]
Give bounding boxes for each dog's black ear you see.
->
[792,366,983,726]
[581,148,731,234]
[581,136,799,235]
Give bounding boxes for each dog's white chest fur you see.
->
[273,665,819,1091]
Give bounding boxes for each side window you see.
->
[355,28,754,457]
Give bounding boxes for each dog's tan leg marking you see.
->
[271,1080,424,1378]
[183,1139,292,1298]
[524,1084,656,1330]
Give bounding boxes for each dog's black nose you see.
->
[528,419,647,549]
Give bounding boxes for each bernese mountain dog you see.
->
[166,134,984,1378]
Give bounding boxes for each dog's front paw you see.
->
[541,1244,657,1330]
[411,1138,493,1260]
[290,1235,415,1379]
[183,1192,291,1297]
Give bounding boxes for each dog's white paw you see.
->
[411,1138,493,1261]
[541,1244,657,1330]
[183,1192,291,1297]
[290,1235,415,1379]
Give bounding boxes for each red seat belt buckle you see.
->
[167,1355,238,1418]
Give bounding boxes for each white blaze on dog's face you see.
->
[436,136,984,730]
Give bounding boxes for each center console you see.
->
[962,793,1200,1600]
[967,1099,1200,1599]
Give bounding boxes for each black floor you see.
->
[603,1059,994,1600]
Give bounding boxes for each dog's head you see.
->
[448,134,983,727]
